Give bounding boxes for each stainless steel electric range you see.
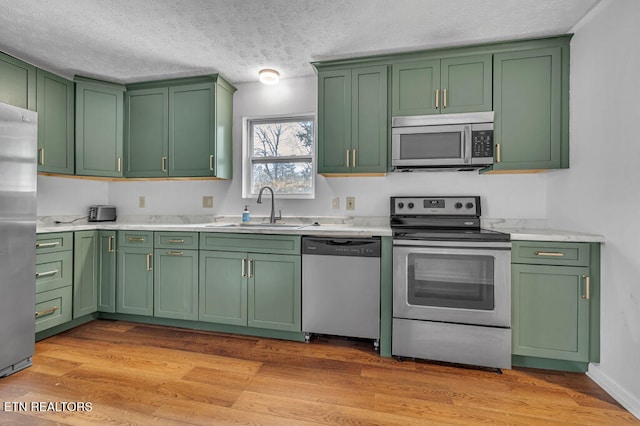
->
[391,196,512,370]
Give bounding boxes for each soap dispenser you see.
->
[242,205,250,223]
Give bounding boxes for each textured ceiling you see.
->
[0,0,600,84]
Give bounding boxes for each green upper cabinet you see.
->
[317,65,387,174]
[125,76,236,179]
[487,45,568,172]
[36,70,74,174]
[392,54,492,116]
[124,87,169,177]
[0,51,36,110]
[75,77,125,177]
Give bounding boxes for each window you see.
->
[243,115,315,198]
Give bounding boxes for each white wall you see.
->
[547,0,640,416]
[37,175,108,216]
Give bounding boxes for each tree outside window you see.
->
[245,116,315,197]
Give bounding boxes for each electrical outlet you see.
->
[202,196,214,208]
[346,196,355,210]
[138,196,145,208]
[332,197,340,209]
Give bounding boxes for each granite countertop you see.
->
[37,215,393,238]
[37,215,605,243]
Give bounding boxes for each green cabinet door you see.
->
[75,77,125,177]
[125,87,169,177]
[199,251,247,326]
[248,253,301,332]
[491,47,566,171]
[440,55,492,114]
[512,263,590,362]
[318,69,352,173]
[318,66,388,174]
[117,246,154,316]
[73,231,98,318]
[154,248,199,321]
[0,52,36,110]
[351,66,388,173]
[169,83,215,177]
[392,59,439,116]
[98,231,117,313]
[36,70,74,174]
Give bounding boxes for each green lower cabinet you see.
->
[154,248,199,321]
[117,246,154,316]
[98,231,117,313]
[512,264,590,362]
[248,253,301,332]
[73,231,98,319]
[199,251,247,326]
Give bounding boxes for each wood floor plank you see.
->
[0,320,636,425]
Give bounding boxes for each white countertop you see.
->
[36,215,605,243]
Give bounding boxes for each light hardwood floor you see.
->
[0,320,637,425]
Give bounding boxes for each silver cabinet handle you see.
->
[248,258,254,278]
[435,88,439,109]
[35,306,59,318]
[534,251,565,257]
[209,154,214,171]
[146,253,153,271]
[166,251,183,256]
[117,157,122,173]
[496,143,501,163]
[168,239,185,243]
[346,150,350,168]
[108,236,114,253]
[36,242,60,248]
[443,88,447,109]
[241,258,247,277]
[128,237,145,242]
[36,269,59,278]
[582,275,590,300]
[38,148,45,165]
[162,156,167,172]
[352,149,356,168]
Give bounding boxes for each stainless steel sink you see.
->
[203,222,302,229]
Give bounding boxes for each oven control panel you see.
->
[391,196,480,216]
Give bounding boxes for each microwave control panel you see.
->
[471,130,493,158]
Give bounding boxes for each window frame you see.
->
[242,114,316,199]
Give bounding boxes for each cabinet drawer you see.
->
[199,233,301,255]
[118,231,154,248]
[512,241,590,267]
[35,286,72,333]
[36,232,73,254]
[154,232,199,250]
[36,251,73,293]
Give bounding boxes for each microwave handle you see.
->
[462,126,471,163]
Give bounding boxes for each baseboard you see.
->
[587,363,640,420]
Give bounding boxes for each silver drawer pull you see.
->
[168,239,185,243]
[35,306,59,318]
[36,242,60,248]
[128,237,145,242]
[534,251,565,257]
[36,269,59,278]
[166,251,184,256]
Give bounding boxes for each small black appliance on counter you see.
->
[88,205,117,222]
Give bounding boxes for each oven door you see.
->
[393,240,511,327]
[391,124,471,168]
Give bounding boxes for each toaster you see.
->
[88,205,117,222]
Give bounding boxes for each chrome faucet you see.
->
[257,186,282,223]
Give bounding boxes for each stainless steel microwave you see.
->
[391,111,494,171]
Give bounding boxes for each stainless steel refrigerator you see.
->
[0,101,37,378]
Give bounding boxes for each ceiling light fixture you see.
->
[259,68,280,85]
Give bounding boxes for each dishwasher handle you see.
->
[302,237,381,257]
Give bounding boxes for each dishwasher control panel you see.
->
[302,237,381,257]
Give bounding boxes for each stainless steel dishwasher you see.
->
[302,236,381,349]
